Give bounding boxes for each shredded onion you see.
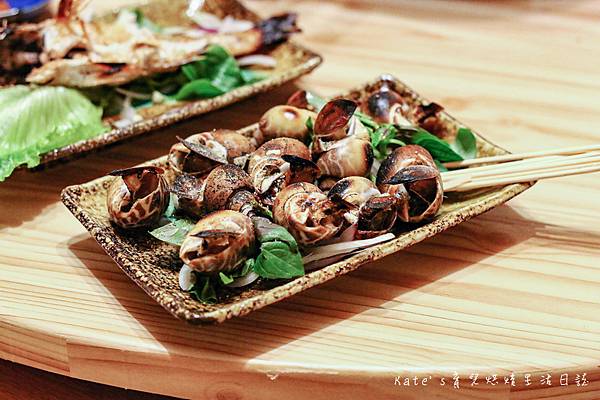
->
[302,233,395,265]
[115,87,152,100]
[219,16,254,33]
[112,96,143,128]
[179,264,196,291]
[237,54,277,68]
[227,271,259,288]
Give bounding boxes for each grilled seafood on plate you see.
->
[180,210,256,273]
[273,182,345,246]
[247,137,319,205]
[1,0,300,86]
[101,83,485,305]
[168,130,255,177]
[328,176,397,239]
[311,99,373,188]
[106,166,169,229]
[376,145,443,223]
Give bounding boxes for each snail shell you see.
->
[168,130,255,176]
[259,105,316,143]
[362,86,408,124]
[202,164,254,212]
[273,182,344,246]
[248,138,317,204]
[106,166,169,229]
[356,194,398,239]
[170,174,205,218]
[286,90,317,111]
[179,210,256,274]
[376,145,443,223]
[328,176,381,208]
[315,137,373,179]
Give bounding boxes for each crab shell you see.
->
[202,164,254,213]
[273,182,344,246]
[168,130,255,176]
[315,137,373,179]
[259,105,316,143]
[376,145,443,223]
[179,210,256,274]
[106,166,169,229]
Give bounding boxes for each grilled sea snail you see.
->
[328,176,397,239]
[168,130,255,176]
[106,166,169,229]
[286,90,318,111]
[376,145,443,223]
[259,105,316,143]
[311,99,373,185]
[273,182,345,246]
[248,138,319,205]
[362,83,408,124]
[179,210,256,274]
[202,164,256,213]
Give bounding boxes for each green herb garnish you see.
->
[174,46,266,101]
[190,275,217,304]
[149,217,195,246]
[251,218,304,280]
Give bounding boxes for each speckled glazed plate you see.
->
[61,75,534,324]
[32,0,322,166]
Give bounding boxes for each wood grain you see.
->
[1,0,600,398]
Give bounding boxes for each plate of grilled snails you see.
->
[61,75,533,324]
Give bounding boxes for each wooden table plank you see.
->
[1,0,600,398]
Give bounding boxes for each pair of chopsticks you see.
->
[440,144,600,192]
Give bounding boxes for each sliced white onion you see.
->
[227,271,259,288]
[179,264,196,291]
[237,54,277,68]
[115,87,152,100]
[220,16,254,33]
[304,254,350,271]
[189,11,222,31]
[302,233,395,265]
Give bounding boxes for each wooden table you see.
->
[2,0,600,398]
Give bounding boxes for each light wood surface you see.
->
[2,0,600,398]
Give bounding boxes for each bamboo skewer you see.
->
[443,144,600,169]
[441,149,600,192]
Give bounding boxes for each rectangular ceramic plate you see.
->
[61,75,534,324]
[26,0,322,166]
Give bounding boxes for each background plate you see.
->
[20,0,322,166]
[61,75,534,324]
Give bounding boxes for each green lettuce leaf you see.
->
[0,86,108,181]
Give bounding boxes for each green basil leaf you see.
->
[219,272,234,285]
[149,217,196,246]
[190,274,217,304]
[354,111,379,130]
[449,127,477,160]
[253,241,304,279]
[411,129,463,163]
[253,219,298,251]
[174,79,225,100]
